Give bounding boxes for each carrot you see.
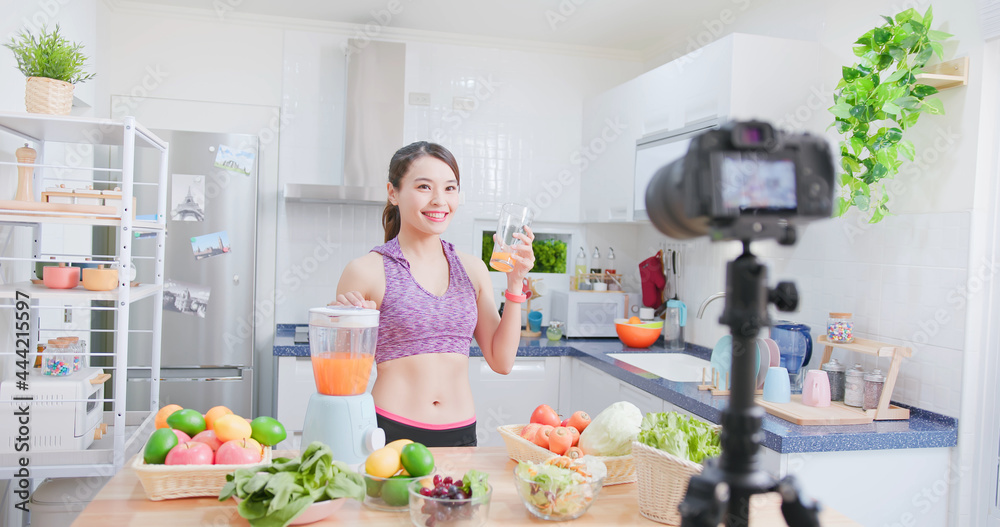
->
[532,425,555,449]
[565,446,584,460]
[548,427,574,455]
[567,411,591,434]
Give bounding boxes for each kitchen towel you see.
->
[639,251,666,309]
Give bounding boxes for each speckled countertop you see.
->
[274,324,957,454]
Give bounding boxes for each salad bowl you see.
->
[513,457,606,521]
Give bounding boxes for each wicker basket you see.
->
[631,441,703,525]
[132,448,273,500]
[25,77,74,115]
[497,424,636,485]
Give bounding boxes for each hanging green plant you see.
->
[828,6,952,223]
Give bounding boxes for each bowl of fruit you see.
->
[614,317,663,348]
[408,471,491,527]
[363,440,436,511]
[513,455,607,521]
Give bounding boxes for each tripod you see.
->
[679,240,822,527]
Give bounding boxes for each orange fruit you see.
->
[204,406,234,431]
[154,404,183,429]
[214,413,252,442]
[628,316,641,324]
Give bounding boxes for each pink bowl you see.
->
[43,264,80,289]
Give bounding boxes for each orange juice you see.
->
[490,251,513,272]
[311,351,374,395]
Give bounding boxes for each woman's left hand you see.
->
[507,226,535,283]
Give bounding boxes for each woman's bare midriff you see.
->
[371,352,476,425]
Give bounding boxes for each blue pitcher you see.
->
[770,322,812,393]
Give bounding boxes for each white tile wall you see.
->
[639,210,970,417]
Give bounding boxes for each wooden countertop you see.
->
[72,447,858,526]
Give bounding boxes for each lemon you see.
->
[365,447,401,479]
[385,439,413,454]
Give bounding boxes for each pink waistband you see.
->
[375,406,476,431]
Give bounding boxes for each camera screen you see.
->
[718,153,797,211]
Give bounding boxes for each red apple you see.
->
[171,429,191,444]
[164,441,214,465]
[191,430,223,451]
[216,438,263,465]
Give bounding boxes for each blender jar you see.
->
[308,307,379,396]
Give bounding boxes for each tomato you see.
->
[399,443,434,477]
[366,447,402,478]
[250,416,287,446]
[381,476,411,507]
[143,428,180,464]
[529,404,560,427]
[166,408,206,436]
[214,414,252,442]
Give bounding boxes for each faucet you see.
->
[696,292,726,319]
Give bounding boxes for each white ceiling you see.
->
[121,0,764,55]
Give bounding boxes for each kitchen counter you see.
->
[72,447,859,526]
[274,325,958,454]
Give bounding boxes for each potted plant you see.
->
[4,24,96,115]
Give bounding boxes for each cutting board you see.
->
[756,395,874,425]
[0,200,117,217]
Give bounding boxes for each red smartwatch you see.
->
[504,290,526,303]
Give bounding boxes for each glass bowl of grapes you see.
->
[408,471,491,527]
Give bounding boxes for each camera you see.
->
[645,120,834,244]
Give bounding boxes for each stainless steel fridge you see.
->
[113,129,259,417]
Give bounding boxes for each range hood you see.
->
[284,39,405,204]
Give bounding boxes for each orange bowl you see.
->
[615,323,661,348]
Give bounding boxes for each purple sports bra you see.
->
[371,237,478,364]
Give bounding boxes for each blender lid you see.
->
[309,306,380,328]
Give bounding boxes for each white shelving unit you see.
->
[0,111,167,478]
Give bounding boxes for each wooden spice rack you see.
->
[756,336,911,425]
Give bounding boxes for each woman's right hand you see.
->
[330,291,376,309]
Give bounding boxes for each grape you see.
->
[442,476,453,486]
[433,475,442,487]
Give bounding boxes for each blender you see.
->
[300,307,385,467]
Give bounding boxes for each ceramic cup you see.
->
[763,366,791,403]
[802,369,832,407]
[592,282,608,292]
[639,307,655,320]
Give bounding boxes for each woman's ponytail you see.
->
[382,201,401,243]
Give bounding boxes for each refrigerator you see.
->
[113,129,259,417]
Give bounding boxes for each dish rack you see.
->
[497,424,636,485]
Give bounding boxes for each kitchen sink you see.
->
[606,353,711,383]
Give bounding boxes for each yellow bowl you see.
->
[615,323,661,348]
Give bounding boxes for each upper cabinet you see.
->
[581,34,829,223]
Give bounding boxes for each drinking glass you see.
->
[490,203,533,272]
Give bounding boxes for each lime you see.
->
[399,443,434,477]
[166,408,207,436]
[250,416,287,446]
[365,476,383,498]
[381,476,411,507]
[143,428,179,464]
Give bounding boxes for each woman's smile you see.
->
[422,210,448,222]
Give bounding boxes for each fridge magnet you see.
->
[163,279,210,318]
[191,231,231,260]
[213,144,254,176]
[170,174,206,221]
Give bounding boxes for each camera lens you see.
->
[645,157,708,240]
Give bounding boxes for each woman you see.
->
[332,141,534,447]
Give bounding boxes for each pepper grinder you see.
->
[15,143,37,201]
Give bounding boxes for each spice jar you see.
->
[546,320,564,342]
[827,312,854,343]
[844,363,866,407]
[863,369,886,411]
[821,358,847,402]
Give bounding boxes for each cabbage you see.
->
[578,401,642,456]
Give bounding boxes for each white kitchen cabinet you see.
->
[274,356,317,449]
[0,112,168,479]
[567,359,623,417]
[468,356,561,447]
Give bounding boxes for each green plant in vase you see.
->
[828,6,952,223]
[4,24,96,114]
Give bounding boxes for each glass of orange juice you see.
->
[490,203,533,272]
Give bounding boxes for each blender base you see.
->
[301,392,384,468]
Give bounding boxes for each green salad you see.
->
[514,457,607,519]
[637,411,721,464]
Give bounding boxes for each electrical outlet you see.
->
[452,97,476,112]
[64,306,72,323]
[408,92,431,106]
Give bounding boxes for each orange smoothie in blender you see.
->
[311,351,375,395]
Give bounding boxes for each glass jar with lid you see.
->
[827,312,854,343]
[546,321,564,342]
[863,369,886,411]
[58,336,84,371]
[844,363,866,407]
[43,339,77,376]
[821,358,846,402]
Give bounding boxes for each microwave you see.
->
[550,290,633,338]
